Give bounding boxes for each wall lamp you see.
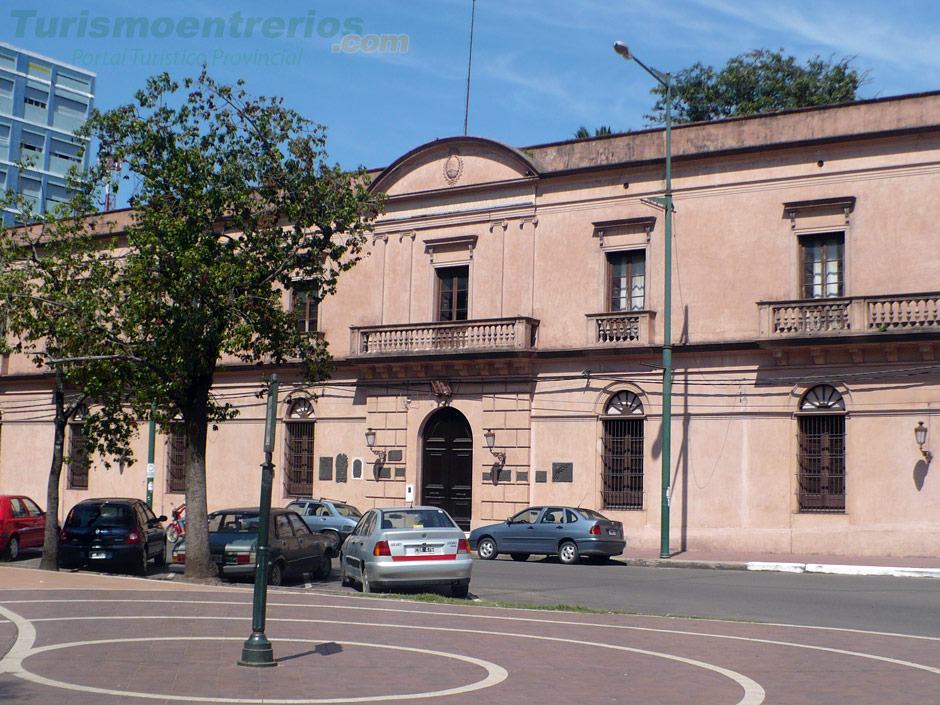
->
[914,422,933,463]
[484,429,506,466]
[365,428,386,463]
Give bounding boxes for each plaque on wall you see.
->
[318,456,333,481]
[378,466,392,480]
[387,449,403,462]
[552,462,573,483]
[335,454,348,483]
[497,468,511,483]
[394,467,405,478]
[516,471,528,482]
[535,471,547,483]
[352,458,363,480]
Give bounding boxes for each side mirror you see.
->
[505,518,512,525]
[157,515,168,522]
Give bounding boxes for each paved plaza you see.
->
[1,565,939,704]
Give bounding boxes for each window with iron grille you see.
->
[608,251,646,311]
[801,233,844,299]
[601,391,644,510]
[166,426,188,494]
[67,419,89,490]
[292,286,319,335]
[284,399,315,497]
[797,385,846,513]
[437,265,468,321]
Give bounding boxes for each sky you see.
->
[3,0,940,175]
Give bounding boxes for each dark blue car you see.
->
[468,506,625,564]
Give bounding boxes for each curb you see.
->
[619,557,940,579]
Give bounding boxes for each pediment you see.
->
[370,136,541,197]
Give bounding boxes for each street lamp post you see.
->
[613,41,673,559]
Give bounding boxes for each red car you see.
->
[0,495,46,560]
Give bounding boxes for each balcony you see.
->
[351,317,539,356]
[759,293,940,338]
[585,311,655,346]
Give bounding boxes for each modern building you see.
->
[0,42,95,224]
[1,90,939,558]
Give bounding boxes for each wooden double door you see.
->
[421,407,472,530]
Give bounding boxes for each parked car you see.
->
[340,506,472,598]
[468,506,626,564]
[286,498,362,544]
[58,498,167,575]
[170,507,335,586]
[0,495,46,560]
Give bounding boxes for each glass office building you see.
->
[0,42,96,225]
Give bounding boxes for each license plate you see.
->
[608,529,618,535]
[89,551,107,559]
[409,545,436,555]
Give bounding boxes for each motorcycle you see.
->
[166,503,186,543]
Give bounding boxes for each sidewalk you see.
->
[618,548,940,578]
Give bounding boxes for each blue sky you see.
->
[4,0,939,173]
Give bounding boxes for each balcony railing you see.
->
[586,311,655,346]
[351,317,539,356]
[759,293,940,338]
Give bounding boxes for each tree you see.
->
[645,49,867,125]
[574,125,615,139]
[0,188,138,571]
[75,71,380,578]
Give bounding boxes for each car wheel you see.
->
[360,570,371,593]
[558,540,580,565]
[153,540,167,567]
[269,561,284,587]
[166,526,179,544]
[135,547,149,575]
[340,558,353,587]
[322,530,340,547]
[510,553,529,562]
[3,535,19,561]
[451,582,469,599]
[314,554,332,581]
[477,537,498,560]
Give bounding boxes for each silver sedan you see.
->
[340,506,472,598]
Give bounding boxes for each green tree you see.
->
[646,49,866,125]
[574,125,615,139]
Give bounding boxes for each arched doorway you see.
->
[421,407,472,530]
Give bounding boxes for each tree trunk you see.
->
[181,380,217,579]
[39,380,68,571]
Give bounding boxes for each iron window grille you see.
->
[601,391,644,510]
[66,404,90,490]
[797,385,846,513]
[284,399,315,497]
[166,425,188,494]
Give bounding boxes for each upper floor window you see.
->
[437,265,468,321]
[291,286,319,335]
[797,385,845,513]
[67,404,90,490]
[801,233,843,299]
[601,391,645,510]
[608,251,645,311]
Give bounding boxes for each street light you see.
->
[613,41,674,559]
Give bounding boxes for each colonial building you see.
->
[2,91,939,557]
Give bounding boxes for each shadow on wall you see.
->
[913,460,929,491]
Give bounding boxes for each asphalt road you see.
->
[14,550,940,638]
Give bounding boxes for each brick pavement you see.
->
[2,564,940,704]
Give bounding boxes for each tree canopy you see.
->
[646,49,867,125]
[574,125,615,139]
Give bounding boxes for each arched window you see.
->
[284,398,315,497]
[67,403,90,490]
[601,391,644,510]
[797,385,845,513]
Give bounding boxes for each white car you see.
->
[340,506,472,598]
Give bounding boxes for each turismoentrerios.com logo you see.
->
[9,9,409,53]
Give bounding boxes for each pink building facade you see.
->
[2,91,939,557]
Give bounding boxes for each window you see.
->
[166,425,188,494]
[283,399,315,497]
[801,234,844,299]
[797,385,846,513]
[601,391,644,510]
[608,251,645,311]
[67,404,90,490]
[437,265,468,321]
[291,286,319,335]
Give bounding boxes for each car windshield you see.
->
[334,503,361,519]
[65,503,133,528]
[577,508,610,521]
[380,509,456,530]
[208,512,261,533]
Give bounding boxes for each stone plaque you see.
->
[536,471,547,483]
[482,471,491,482]
[516,471,528,482]
[387,449,403,462]
[394,466,405,478]
[352,458,363,480]
[318,456,333,481]
[378,466,392,480]
[335,454,348,483]
[552,462,573,483]
[497,468,511,483]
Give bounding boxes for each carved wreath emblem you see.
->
[443,149,463,186]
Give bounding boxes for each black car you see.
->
[170,507,335,586]
[59,498,167,575]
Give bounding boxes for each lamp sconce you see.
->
[915,422,933,463]
[365,428,386,463]
[484,429,506,466]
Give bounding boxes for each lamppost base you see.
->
[238,632,277,667]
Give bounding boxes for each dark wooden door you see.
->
[421,407,473,530]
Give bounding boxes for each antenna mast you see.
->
[463,0,477,135]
